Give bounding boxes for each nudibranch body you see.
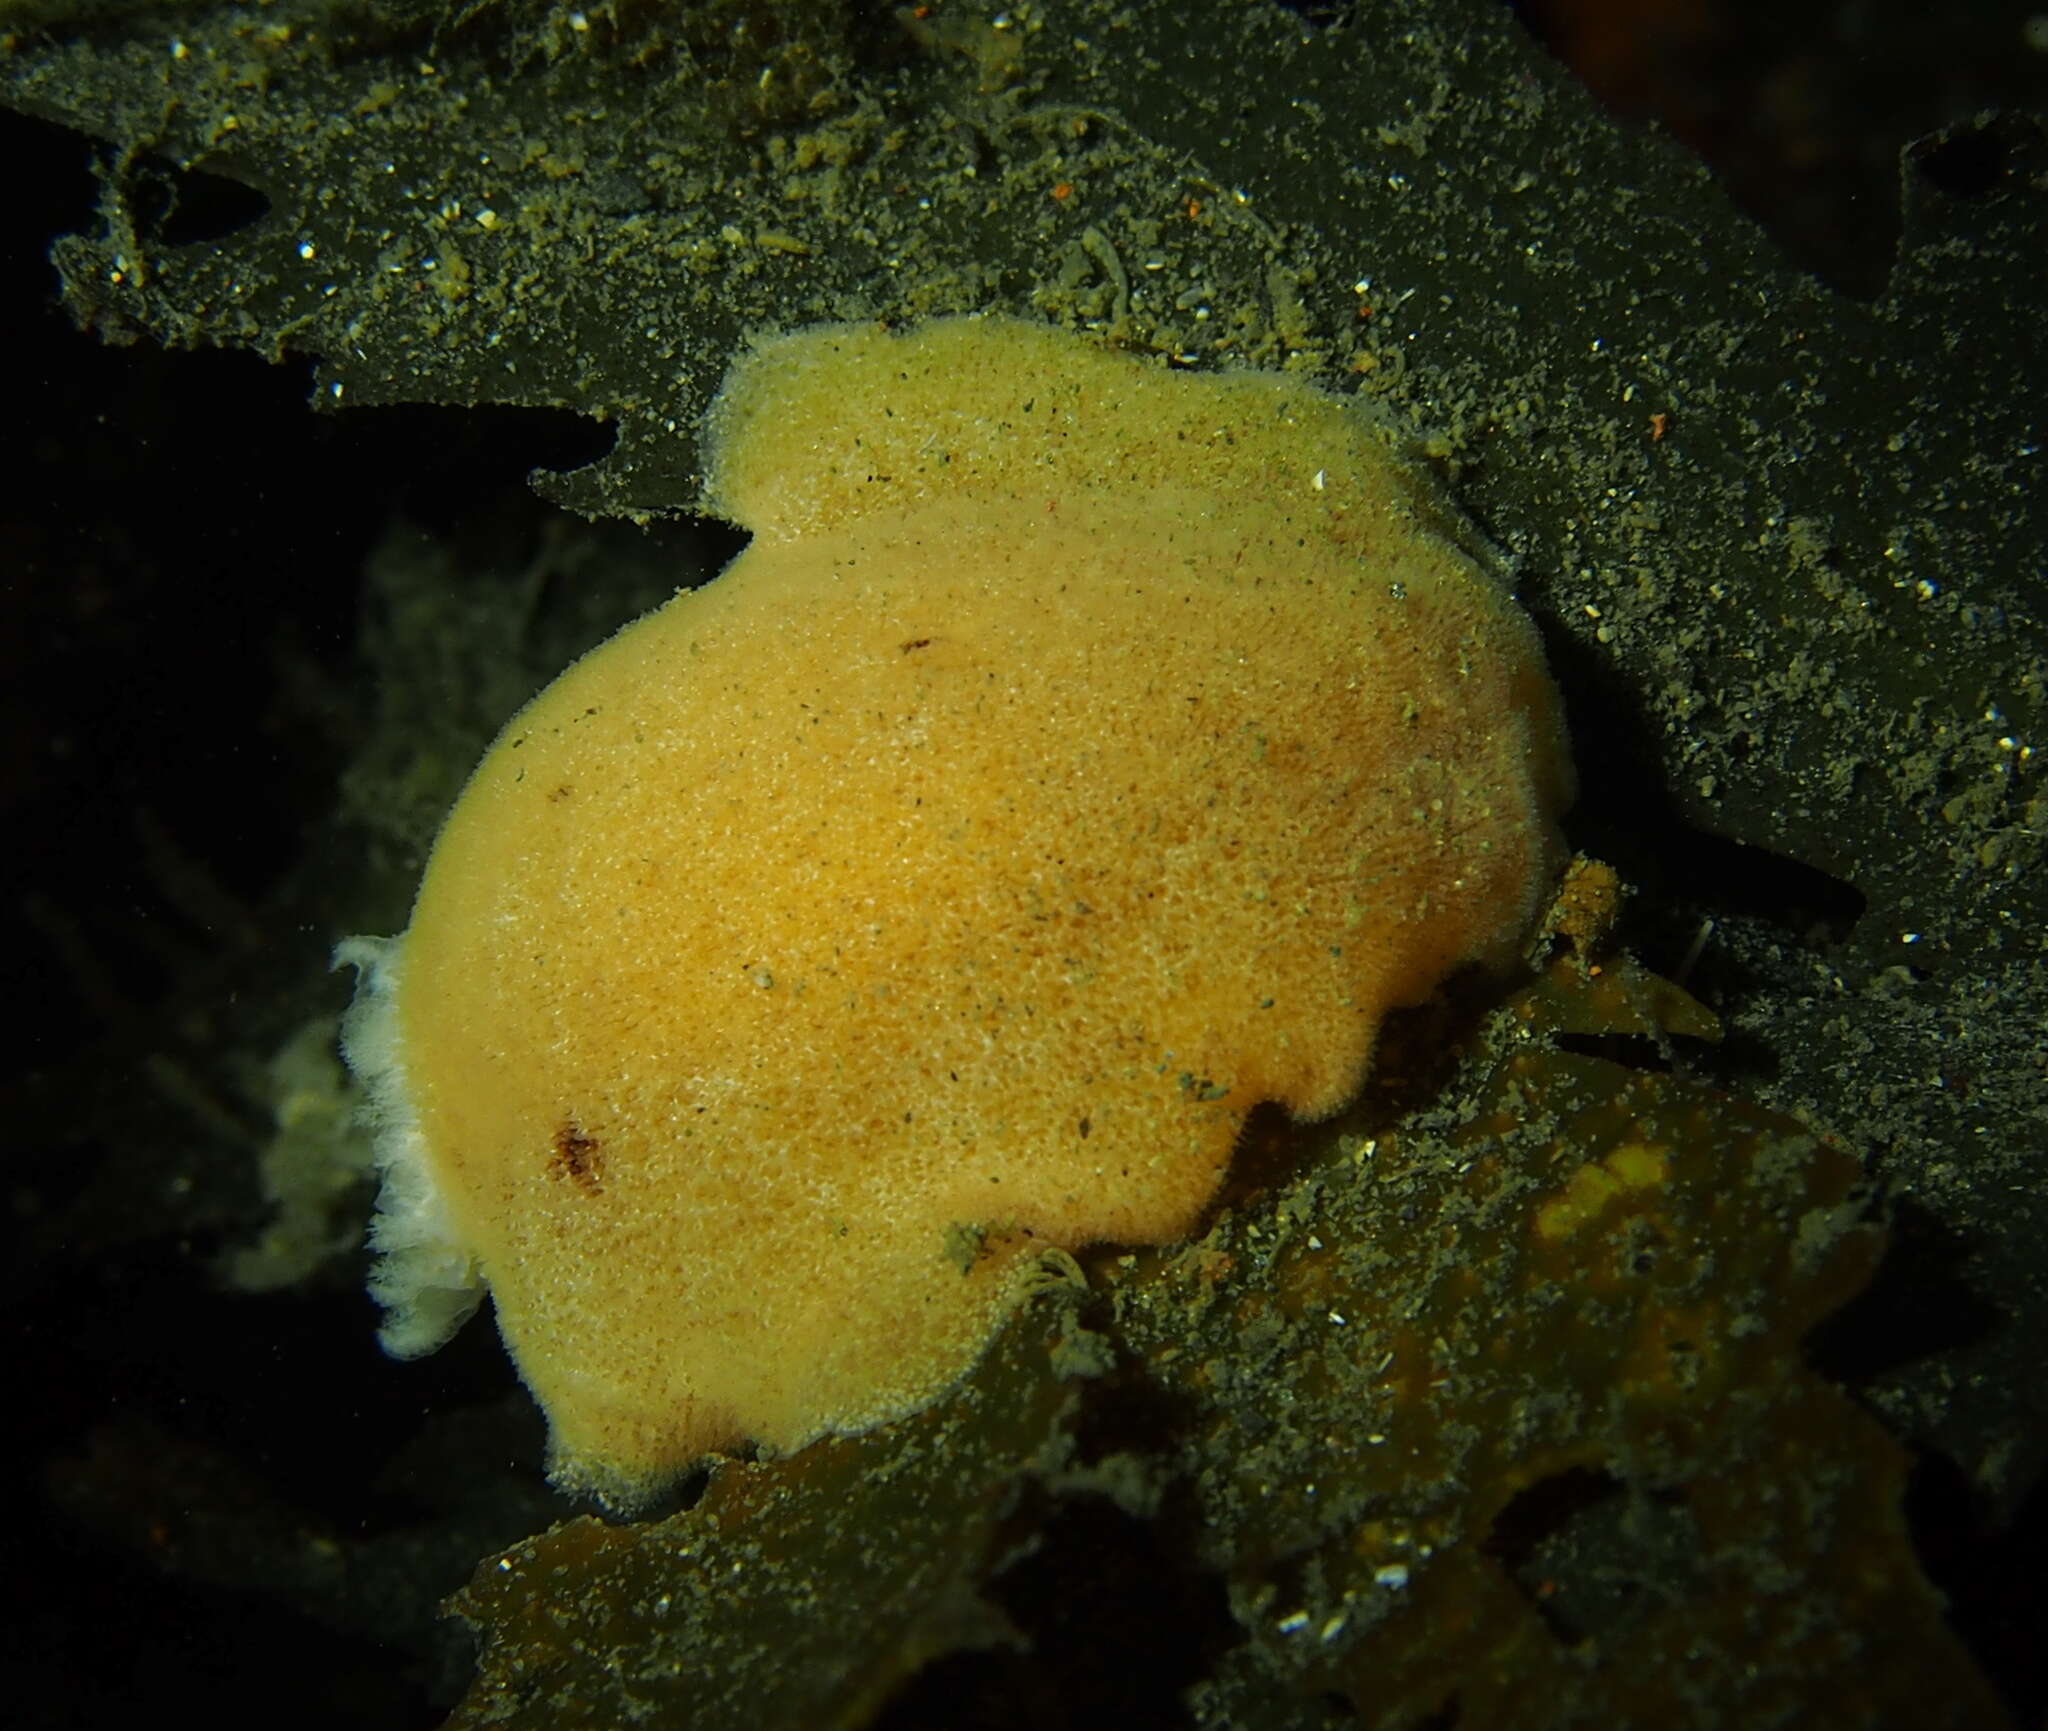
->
[340,316,1570,1508]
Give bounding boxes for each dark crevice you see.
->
[1555,659,1866,953]
[1804,1200,2005,1389]
[1903,1447,2048,1723]
[1483,1467,1707,1646]
[1908,124,2010,201]
[876,1490,1238,1731]
[1551,1030,1675,1072]
[129,157,274,249]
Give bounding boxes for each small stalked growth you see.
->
[338,316,1571,1509]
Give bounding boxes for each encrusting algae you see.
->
[338,315,1571,1507]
